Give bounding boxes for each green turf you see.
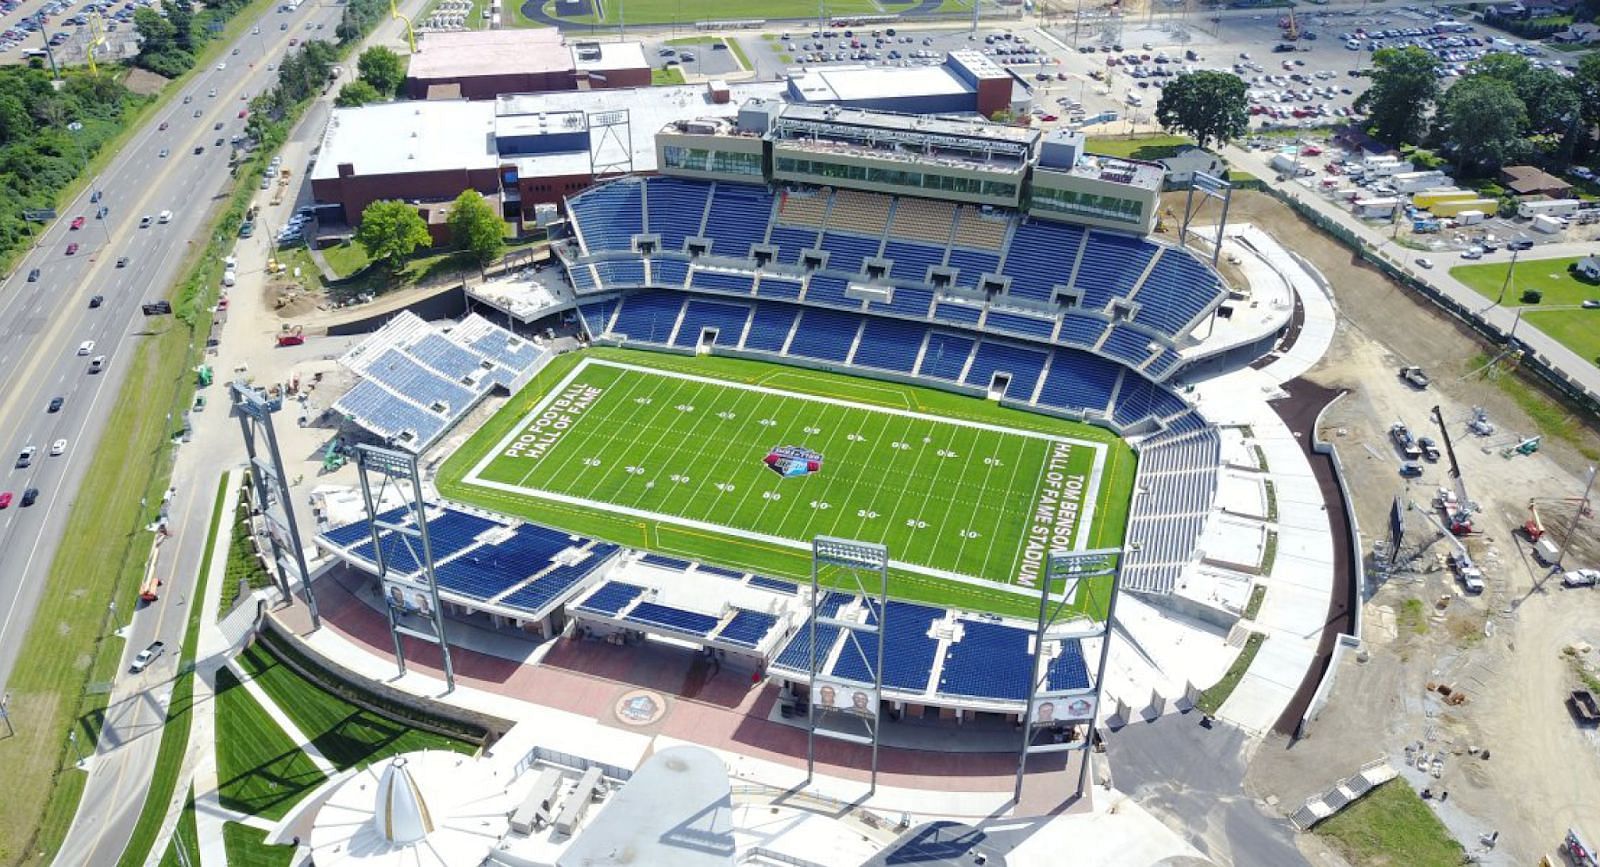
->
[233,642,475,771]
[1522,309,1600,364]
[221,823,296,867]
[438,348,1136,619]
[1195,632,1264,715]
[156,790,198,867]
[1449,256,1600,307]
[1315,780,1464,867]
[214,668,327,821]
[1086,134,1192,161]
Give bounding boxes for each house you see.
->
[1572,255,1600,282]
[1500,164,1573,198]
[1157,145,1227,189]
[1552,23,1600,43]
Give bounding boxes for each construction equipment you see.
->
[1502,436,1540,458]
[1280,8,1300,40]
[1467,407,1495,437]
[1525,501,1547,541]
[322,439,346,472]
[196,364,213,387]
[1431,405,1475,534]
[1412,500,1484,592]
[276,324,304,347]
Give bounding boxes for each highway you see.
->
[0,0,348,863]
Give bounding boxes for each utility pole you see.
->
[1,692,14,738]
[1495,246,1522,308]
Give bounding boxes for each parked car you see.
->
[0,492,10,509]
[1563,568,1599,588]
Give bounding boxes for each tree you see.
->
[162,0,195,53]
[446,190,504,267]
[0,93,33,146]
[1356,46,1440,145]
[354,200,431,272]
[357,46,405,96]
[1437,75,1527,172]
[1154,70,1248,150]
[335,79,380,107]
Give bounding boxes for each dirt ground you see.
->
[1200,192,1600,866]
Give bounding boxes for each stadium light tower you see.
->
[1180,170,1234,268]
[1014,547,1121,804]
[353,444,457,693]
[805,536,889,797]
[232,382,321,629]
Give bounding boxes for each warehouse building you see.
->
[404,29,650,100]
[785,50,1014,119]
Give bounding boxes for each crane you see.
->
[1281,8,1300,41]
[1410,500,1484,593]
[1524,501,1545,541]
[1431,405,1475,535]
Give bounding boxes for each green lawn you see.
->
[652,66,687,86]
[116,475,230,867]
[233,642,474,771]
[1087,134,1192,161]
[544,0,880,25]
[1316,780,1464,867]
[320,241,371,279]
[438,348,1136,619]
[222,823,296,867]
[1450,257,1600,361]
[156,790,198,867]
[222,494,278,616]
[214,668,327,821]
[1450,256,1600,307]
[1195,632,1265,715]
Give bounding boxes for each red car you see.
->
[237,109,248,118]
[65,242,79,255]
[0,492,11,509]
[70,216,85,230]
[1040,114,1058,122]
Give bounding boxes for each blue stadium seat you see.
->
[704,183,775,259]
[1130,248,1223,337]
[570,181,643,252]
[1036,351,1120,414]
[689,270,757,295]
[939,620,1032,700]
[674,300,751,348]
[578,298,619,337]
[577,581,646,616]
[716,610,778,647]
[756,276,803,300]
[769,226,817,265]
[1003,221,1082,301]
[933,302,982,326]
[641,553,693,571]
[819,233,880,275]
[964,342,1047,399]
[322,506,410,548]
[947,248,1000,286]
[787,308,859,362]
[611,289,684,344]
[646,177,709,253]
[1100,324,1158,368]
[1057,313,1107,348]
[804,275,855,309]
[1112,375,1158,427]
[499,542,619,612]
[831,600,942,691]
[749,575,798,594]
[1046,639,1091,690]
[593,259,647,289]
[411,334,485,381]
[696,564,745,580]
[774,624,839,673]
[919,332,975,380]
[567,262,597,293]
[1074,231,1156,309]
[985,310,1056,340]
[867,285,933,318]
[366,349,476,409]
[743,303,797,352]
[651,259,689,289]
[626,601,719,636]
[852,317,925,373]
[883,240,946,283]
[334,379,445,443]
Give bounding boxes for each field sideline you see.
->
[437,348,1136,618]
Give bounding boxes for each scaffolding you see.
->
[231,382,321,628]
[1015,547,1121,803]
[804,536,889,796]
[353,444,456,692]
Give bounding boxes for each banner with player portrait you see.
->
[813,681,878,716]
[1030,694,1096,725]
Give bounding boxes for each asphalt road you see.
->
[0,1,346,863]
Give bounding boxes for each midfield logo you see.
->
[763,445,823,478]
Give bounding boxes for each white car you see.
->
[159,210,173,223]
[1461,246,1483,259]
[77,340,95,355]
[129,640,165,673]
[1563,568,1600,588]
[1416,257,1434,269]
[49,439,66,456]
[216,61,226,70]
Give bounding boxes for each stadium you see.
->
[304,97,1281,824]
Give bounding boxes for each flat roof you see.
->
[570,39,648,72]
[790,63,971,103]
[407,29,571,81]
[559,746,734,867]
[776,102,1038,146]
[311,100,498,181]
[500,81,787,178]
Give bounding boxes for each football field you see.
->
[443,351,1135,615]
